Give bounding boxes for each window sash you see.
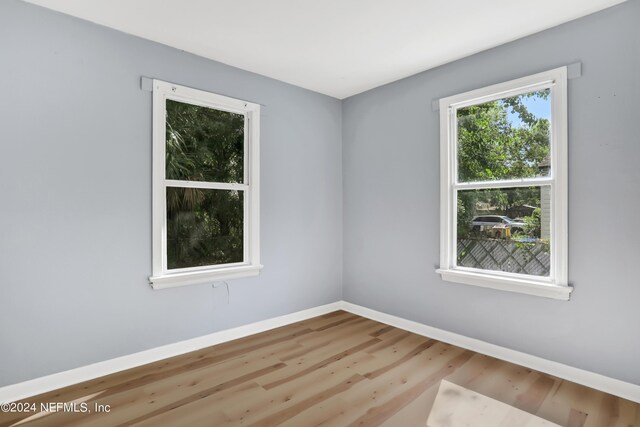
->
[449,82,555,186]
[165,180,249,191]
[451,184,554,281]
[164,97,249,186]
[453,177,552,191]
[449,80,554,110]
[164,185,249,272]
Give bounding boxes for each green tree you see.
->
[523,208,541,238]
[457,90,549,182]
[456,90,549,237]
[165,100,245,269]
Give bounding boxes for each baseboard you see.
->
[339,301,640,403]
[3,300,639,405]
[0,302,342,403]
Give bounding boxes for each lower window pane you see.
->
[456,186,550,277]
[167,188,244,269]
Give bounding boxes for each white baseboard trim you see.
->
[339,301,640,403]
[0,302,342,404]
[2,300,638,405]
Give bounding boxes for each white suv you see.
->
[470,215,525,232]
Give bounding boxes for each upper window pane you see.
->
[166,99,245,183]
[456,89,551,182]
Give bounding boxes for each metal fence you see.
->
[457,238,550,276]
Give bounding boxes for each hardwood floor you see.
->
[1,311,638,426]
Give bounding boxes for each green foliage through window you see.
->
[457,90,550,182]
[166,100,244,183]
[523,208,542,238]
[456,90,550,240]
[165,100,245,269]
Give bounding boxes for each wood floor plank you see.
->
[247,374,366,427]
[117,362,286,426]
[116,361,283,427]
[256,333,381,389]
[73,334,303,404]
[555,380,604,426]
[293,317,383,348]
[344,349,476,426]
[11,325,312,410]
[221,353,376,426]
[595,393,619,427]
[513,373,558,415]
[618,398,640,426]
[313,315,366,332]
[364,330,413,355]
[377,387,433,427]
[276,319,384,362]
[295,343,469,427]
[364,339,436,380]
[19,353,289,427]
[567,408,589,427]
[263,338,380,390]
[470,361,541,408]
[533,377,569,426]
[293,311,354,331]
[2,311,638,427]
[440,353,501,391]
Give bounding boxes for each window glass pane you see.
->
[167,187,244,269]
[456,186,550,277]
[457,89,551,182]
[166,99,244,183]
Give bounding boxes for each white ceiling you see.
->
[24,0,626,99]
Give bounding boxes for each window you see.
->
[437,67,570,299]
[149,80,261,289]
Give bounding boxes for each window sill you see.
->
[150,264,262,290]
[436,268,572,300]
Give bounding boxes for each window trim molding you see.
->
[437,67,571,300]
[149,80,261,290]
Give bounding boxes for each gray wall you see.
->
[0,0,342,386]
[343,0,640,385]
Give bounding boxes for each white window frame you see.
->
[149,80,261,290]
[436,67,571,300]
